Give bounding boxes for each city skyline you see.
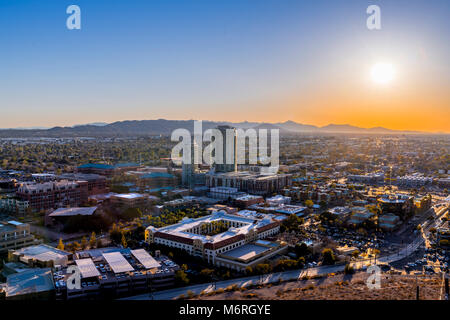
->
[1,0,449,132]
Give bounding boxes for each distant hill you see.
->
[276,121,319,132]
[0,119,428,137]
[72,122,108,127]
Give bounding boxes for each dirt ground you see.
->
[193,272,443,300]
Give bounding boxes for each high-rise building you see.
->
[215,125,237,173]
[182,140,200,188]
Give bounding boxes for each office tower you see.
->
[215,125,237,173]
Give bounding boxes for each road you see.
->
[123,237,425,300]
[124,203,449,300]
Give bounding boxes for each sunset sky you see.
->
[0,0,449,132]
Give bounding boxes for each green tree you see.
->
[295,242,311,257]
[282,214,304,232]
[322,248,336,265]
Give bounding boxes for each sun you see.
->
[371,63,395,84]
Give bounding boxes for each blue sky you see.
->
[0,0,449,131]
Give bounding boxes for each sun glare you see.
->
[371,63,395,84]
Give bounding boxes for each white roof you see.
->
[49,207,97,217]
[7,220,23,226]
[221,243,270,261]
[113,193,144,199]
[75,258,101,278]
[102,252,134,273]
[131,249,161,269]
[5,268,54,297]
[14,244,70,263]
[152,211,275,244]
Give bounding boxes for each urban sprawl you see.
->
[0,130,449,300]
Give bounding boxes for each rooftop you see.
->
[112,193,145,200]
[208,170,290,181]
[102,252,135,274]
[49,206,97,217]
[220,243,271,262]
[329,206,351,215]
[131,249,161,269]
[4,268,54,298]
[151,211,277,244]
[140,172,175,179]
[78,163,115,169]
[76,258,101,278]
[13,244,71,262]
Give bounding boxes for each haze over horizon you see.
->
[1,0,449,132]
[1,118,449,134]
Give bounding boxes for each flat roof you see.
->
[102,252,134,274]
[152,211,276,244]
[221,243,270,262]
[131,249,161,269]
[7,220,23,226]
[112,193,144,199]
[14,244,70,262]
[5,268,54,298]
[75,258,101,278]
[49,207,97,217]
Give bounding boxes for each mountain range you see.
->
[0,119,431,138]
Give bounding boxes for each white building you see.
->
[145,211,283,270]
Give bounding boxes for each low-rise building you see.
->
[395,174,433,188]
[54,247,177,300]
[347,207,375,227]
[137,172,178,189]
[379,213,400,231]
[215,240,287,272]
[16,180,88,212]
[77,163,140,176]
[234,195,264,208]
[8,244,71,267]
[1,268,55,300]
[0,221,41,253]
[46,206,99,226]
[377,194,414,219]
[329,206,352,221]
[145,211,282,268]
[110,193,148,208]
[0,197,29,215]
[208,186,246,200]
[206,171,292,196]
[59,173,108,195]
[266,195,291,206]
